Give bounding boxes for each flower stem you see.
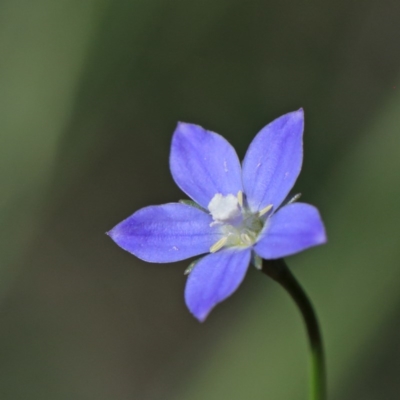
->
[261,258,326,400]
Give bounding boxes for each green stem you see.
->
[261,259,326,400]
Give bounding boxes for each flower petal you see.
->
[185,248,251,321]
[242,109,304,212]
[108,203,220,263]
[254,202,326,259]
[170,123,243,209]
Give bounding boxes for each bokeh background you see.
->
[1,1,400,399]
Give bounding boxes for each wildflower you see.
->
[108,109,326,321]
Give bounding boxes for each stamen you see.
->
[210,237,228,253]
[240,233,253,245]
[258,204,273,217]
[237,190,243,207]
[287,193,302,205]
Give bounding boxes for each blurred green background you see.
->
[1,0,400,399]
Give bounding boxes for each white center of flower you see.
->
[208,193,241,222]
[208,192,273,253]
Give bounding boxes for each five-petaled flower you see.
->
[108,109,326,321]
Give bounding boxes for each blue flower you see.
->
[108,109,326,321]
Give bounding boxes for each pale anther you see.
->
[210,237,228,253]
[237,190,243,207]
[240,233,252,245]
[259,204,273,217]
[287,193,302,205]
